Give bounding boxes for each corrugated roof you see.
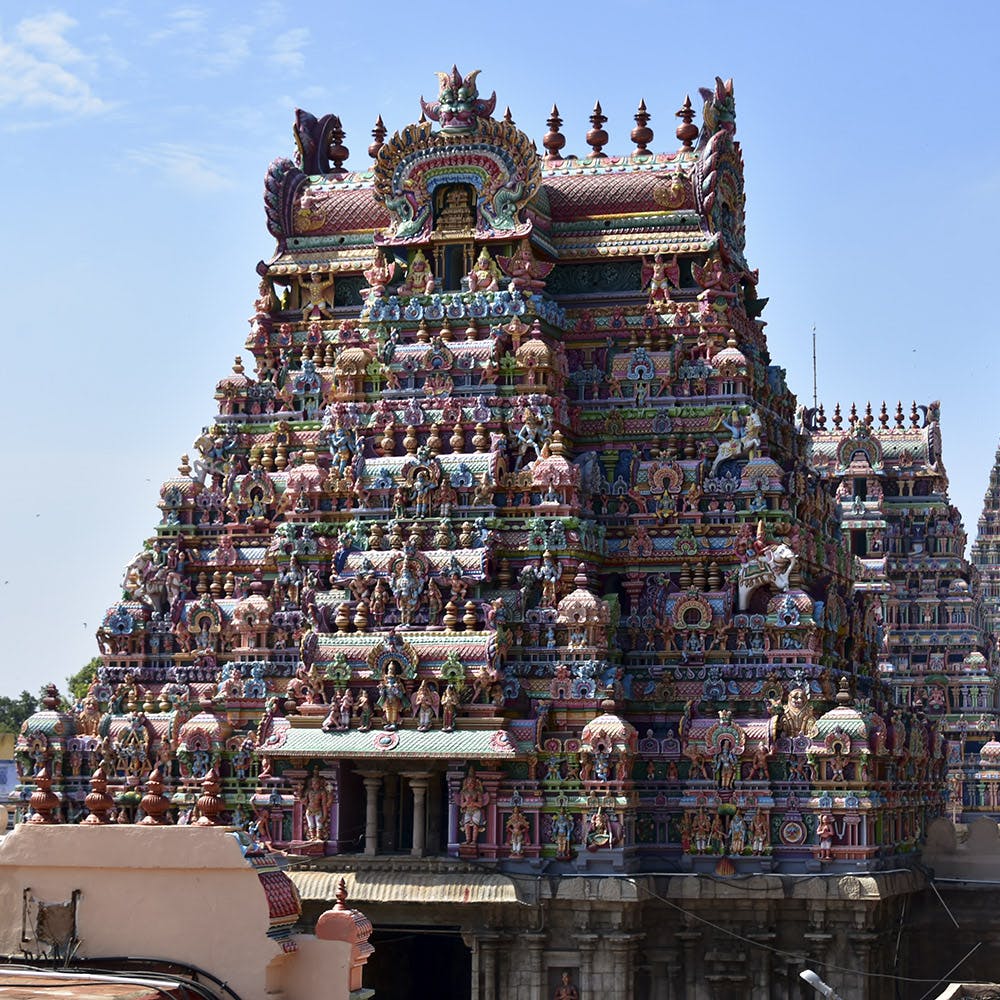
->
[261,725,517,759]
[291,869,521,905]
[0,971,186,999]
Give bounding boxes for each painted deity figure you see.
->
[715,739,738,790]
[323,689,353,733]
[460,768,487,845]
[363,254,395,297]
[643,252,680,302]
[412,679,438,732]
[537,550,561,608]
[552,807,574,859]
[710,408,762,476]
[506,804,529,856]
[440,683,460,732]
[816,813,835,860]
[513,404,551,471]
[391,544,426,628]
[399,249,435,296]
[303,769,331,842]
[355,689,372,731]
[692,809,711,853]
[750,810,770,855]
[748,743,771,781]
[299,270,335,321]
[377,664,408,731]
[585,807,613,850]
[728,810,747,854]
[554,972,580,1000]
[780,686,817,739]
[467,247,500,293]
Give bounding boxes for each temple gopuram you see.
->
[16,69,966,998]
[807,404,996,818]
[972,439,1000,643]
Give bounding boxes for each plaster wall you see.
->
[0,825,352,1000]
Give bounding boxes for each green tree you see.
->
[0,690,37,733]
[66,657,102,703]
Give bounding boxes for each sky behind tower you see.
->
[1,0,998,696]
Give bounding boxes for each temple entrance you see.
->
[365,927,471,999]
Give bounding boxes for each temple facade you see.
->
[972,439,1000,641]
[807,405,997,818]
[14,69,956,998]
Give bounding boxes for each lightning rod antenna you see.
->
[812,324,818,410]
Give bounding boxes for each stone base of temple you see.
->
[293,859,930,999]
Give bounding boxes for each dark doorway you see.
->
[365,927,471,999]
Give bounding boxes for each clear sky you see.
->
[1,1,998,697]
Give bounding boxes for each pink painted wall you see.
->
[0,825,352,1000]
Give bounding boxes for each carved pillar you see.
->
[644,946,678,1000]
[381,771,398,852]
[848,931,877,998]
[403,771,430,857]
[748,929,775,1000]
[321,762,342,853]
[481,934,499,1000]
[523,931,547,1000]
[447,769,463,856]
[608,933,642,1000]
[675,930,701,998]
[575,933,598,997]
[359,771,382,856]
[462,932,480,1000]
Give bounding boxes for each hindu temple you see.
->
[972,439,1000,644]
[807,404,996,817]
[14,68,986,998]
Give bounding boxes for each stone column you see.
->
[481,934,499,1000]
[848,931,877,999]
[675,930,701,998]
[381,771,398,852]
[446,770,463,856]
[644,946,678,1000]
[403,771,431,857]
[575,933,598,997]
[462,932,480,1000]
[523,931,547,1000]
[359,771,382,856]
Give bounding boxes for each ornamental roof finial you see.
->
[420,66,496,133]
[368,115,386,160]
[503,106,515,125]
[631,98,653,156]
[675,95,697,150]
[543,104,566,160]
[586,101,609,158]
[328,115,348,172]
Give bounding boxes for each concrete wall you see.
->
[0,825,352,1000]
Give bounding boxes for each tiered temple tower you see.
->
[808,403,997,817]
[972,438,1000,638]
[15,70,947,997]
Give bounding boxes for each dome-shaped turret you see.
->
[580,690,638,754]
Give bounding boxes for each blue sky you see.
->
[1,1,998,696]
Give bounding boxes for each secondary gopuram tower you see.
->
[808,402,996,817]
[16,70,946,998]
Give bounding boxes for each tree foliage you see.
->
[0,690,37,734]
[66,657,102,703]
